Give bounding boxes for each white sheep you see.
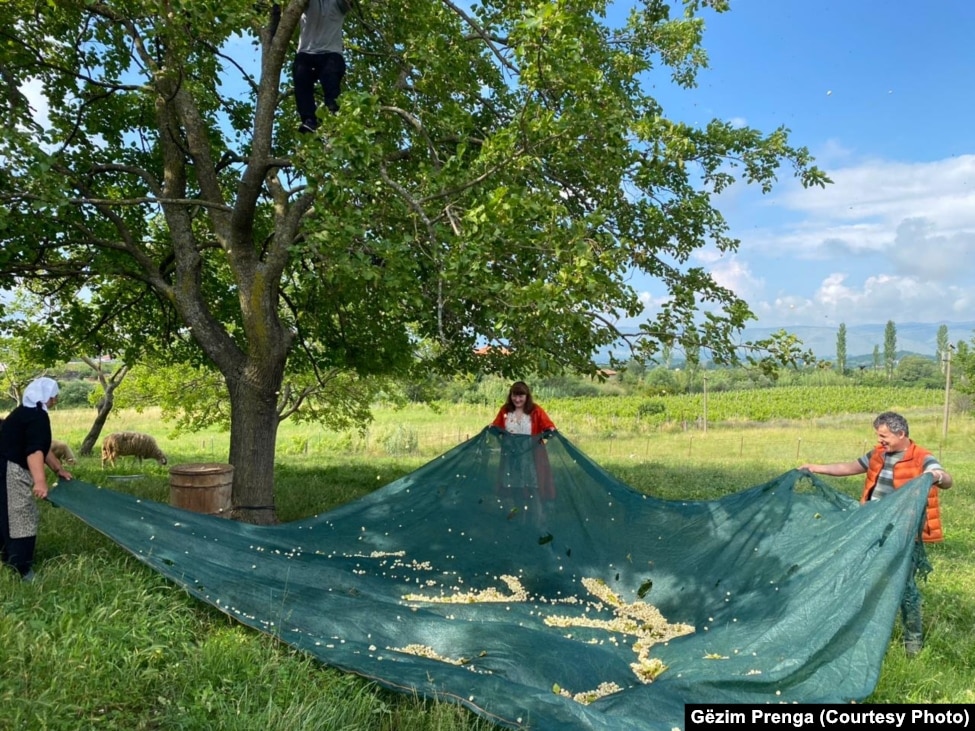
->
[50,439,77,464]
[101,432,168,468]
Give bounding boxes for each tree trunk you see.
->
[225,361,283,525]
[79,396,114,457]
[78,361,129,457]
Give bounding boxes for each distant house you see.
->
[597,369,617,379]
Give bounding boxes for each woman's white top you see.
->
[504,411,532,435]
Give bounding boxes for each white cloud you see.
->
[776,154,975,232]
[812,138,856,167]
[707,257,764,301]
[887,218,975,281]
[637,289,670,311]
[733,152,975,326]
[752,271,975,327]
[814,272,974,324]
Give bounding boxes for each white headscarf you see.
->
[22,377,60,410]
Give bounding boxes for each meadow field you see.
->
[3,387,974,729]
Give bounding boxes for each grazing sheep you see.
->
[50,439,77,464]
[101,432,168,468]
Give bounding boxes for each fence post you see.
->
[796,438,801,460]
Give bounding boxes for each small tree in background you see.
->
[884,321,898,380]
[835,323,847,376]
[77,358,131,457]
[954,339,973,412]
[937,324,950,374]
[895,355,940,389]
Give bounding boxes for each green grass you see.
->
[3,400,975,729]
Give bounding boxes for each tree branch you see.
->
[441,0,517,73]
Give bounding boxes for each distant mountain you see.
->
[599,321,975,366]
[742,321,975,360]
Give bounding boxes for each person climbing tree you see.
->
[293,0,351,133]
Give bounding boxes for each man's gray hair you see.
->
[874,411,909,437]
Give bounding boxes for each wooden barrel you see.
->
[169,463,233,518]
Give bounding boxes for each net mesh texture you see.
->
[48,427,932,730]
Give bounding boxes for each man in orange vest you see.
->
[800,411,952,657]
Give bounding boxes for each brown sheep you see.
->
[101,432,168,468]
[50,439,77,464]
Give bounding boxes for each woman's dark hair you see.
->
[503,381,536,413]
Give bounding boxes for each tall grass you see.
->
[2,400,974,730]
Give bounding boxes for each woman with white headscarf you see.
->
[0,376,73,580]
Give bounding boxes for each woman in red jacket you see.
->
[490,382,557,509]
[490,381,556,436]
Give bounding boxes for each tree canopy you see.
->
[0,0,827,522]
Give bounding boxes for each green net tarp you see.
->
[48,428,933,730]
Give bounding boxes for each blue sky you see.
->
[626,0,975,333]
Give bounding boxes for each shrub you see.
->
[535,376,601,399]
[57,379,95,409]
[636,400,666,419]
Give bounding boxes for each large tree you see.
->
[0,0,827,523]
